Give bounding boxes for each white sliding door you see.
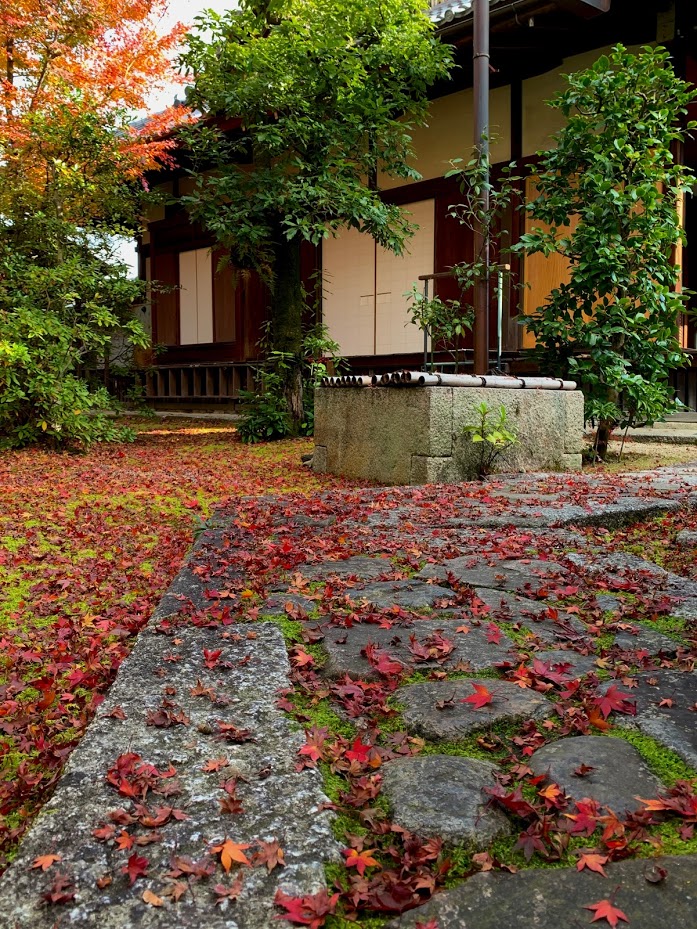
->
[179,247,213,345]
[322,199,434,356]
[322,225,376,356]
[375,199,434,354]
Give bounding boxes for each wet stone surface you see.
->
[397,679,552,741]
[613,626,681,656]
[322,621,514,680]
[381,755,511,848]
[532,649,599,677]
[297,555,394,580]
[387,855,697,929]
[473,588,588,645]
[612,670,697,768]
[341,579,457,611]
[529,735,663,813]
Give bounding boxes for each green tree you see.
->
[0,0,184,448]
[519,44,696,458]
[180,0,452,433]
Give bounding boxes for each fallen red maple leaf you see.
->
[342,846,380,876]
[203,648,223,669]
[576,853,609,877]
[121,853,149,885]
[461,683,493,709]
[274,888,339,927]
[583,899,629,927]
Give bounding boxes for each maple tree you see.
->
[0,0,187,447]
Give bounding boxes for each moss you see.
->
[640,616,687,639]
[607,729,697,785]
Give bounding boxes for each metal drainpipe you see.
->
[472,0,490,376]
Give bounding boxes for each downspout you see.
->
[472,0,490,375]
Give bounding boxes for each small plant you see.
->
[237,323,343,443]
[405,286,473,372]
[462,402,517,478]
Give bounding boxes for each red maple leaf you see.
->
[121,853,149,885]
[363,642,404,677]
[576,853,609,877]
[345,737,372,765]
[461,683,493,709]
[203,648,222,669]
[485,622,502,644]
[583,899,629,927]
[274,888,339,927]
[593,685,636,719]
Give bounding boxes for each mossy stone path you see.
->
[2,466,697,927]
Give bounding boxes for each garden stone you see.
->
[322,622,513,680]
[397,679,552,741]
[417,557,567,594]
[676,530,697,548]
[387,855,697,929]
[343,579,456,610]
[596,593,622,612]
[610,669,697,768]
[529,735,663,813]
[473,588,588,644]
[533,649,599,677]
[261,591,318,616]
[0,622,339,928]
[381,755,511,848]
[297,555,393,580]
[673,597,697,620]
[613,627,680,656]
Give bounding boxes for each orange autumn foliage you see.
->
[0,0,190,219]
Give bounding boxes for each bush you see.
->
[237,323,342,443]
[0,230,146,449]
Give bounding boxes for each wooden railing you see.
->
[98,362,258,408]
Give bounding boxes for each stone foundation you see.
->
[313,385,584,484]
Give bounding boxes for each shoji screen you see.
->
[178,248,214,345]
[322,200,434,356]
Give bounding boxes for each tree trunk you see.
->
[271,227,305,434]
[596,417,613,460]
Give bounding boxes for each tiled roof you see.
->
[427,0,508,27]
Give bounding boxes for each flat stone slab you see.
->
[418,557,568,594]
[261,591,318,616]
[567,551,697,600]
[613,626,680,656]
[342,579,457,611]
[397,679,552,741]
[388,854,697,929]
[473,588,588,645]
[381,756,511,848]
[676,530,697,548]
[529,735,663,813]
[613,670,697,768]
[297,555,393,580]
[0,620,339,927]
[533,649,599,677]
[323,622,513,680]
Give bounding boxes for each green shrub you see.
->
[0,230,146,449]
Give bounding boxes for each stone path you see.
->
[2,466,697,927]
